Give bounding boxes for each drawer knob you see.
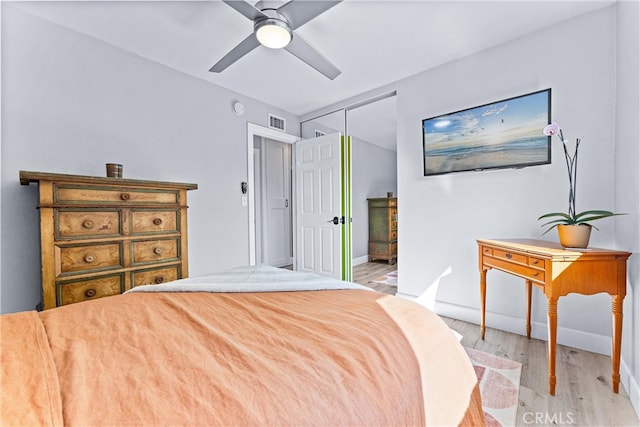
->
[153,247,163,255]
[84,254,97,263]
[84,288,97,298]
[155,276,165,284]
[153,218,163,226]
[82,220,95,229]
[505,253,513,259]
[120,193,130,201]
[533,272,539,277]
[532,260,539,265]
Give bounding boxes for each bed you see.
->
[1,266,484,426]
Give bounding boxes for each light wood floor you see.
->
[353,261,640,427]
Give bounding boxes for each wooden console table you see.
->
[477,238,630,395]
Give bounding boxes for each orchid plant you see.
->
[537,122,622,235]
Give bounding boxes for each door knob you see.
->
[327,216,340,225]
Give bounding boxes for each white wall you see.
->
[614,0,640,414]
[0,5,299,313]
[351,138,397,261]
[396,6,619,342]
[395,2,640,394]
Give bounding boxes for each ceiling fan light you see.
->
[255,19,291,49]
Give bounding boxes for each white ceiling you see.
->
[9,0,613,150]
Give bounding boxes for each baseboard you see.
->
[621,358,640,420]
[433,300,614,355]
[395,295,638,403]
[352,255,369,266]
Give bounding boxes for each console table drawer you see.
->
[485,257,545,283]
[528,256,545,269]
[493,248,528,265]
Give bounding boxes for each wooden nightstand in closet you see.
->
[20,171,197,309]
[367,197,397,265]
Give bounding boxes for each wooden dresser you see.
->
[367,197,397,265]
[20,171,198,310]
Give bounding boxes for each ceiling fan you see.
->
[209,0,342,80]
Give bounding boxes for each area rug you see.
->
[465,347,522,427]
[372,270,397,286]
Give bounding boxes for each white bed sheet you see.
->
[126,265,372,294]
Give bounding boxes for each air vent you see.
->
[315,130,326,137]
[268,114,286,131]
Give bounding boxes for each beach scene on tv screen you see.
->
[423,90,550,176]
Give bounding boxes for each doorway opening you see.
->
[246,123,299,266]
[254,137,293,267]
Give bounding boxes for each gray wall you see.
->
[614,0,640,412]
[1,5,299,313]
[394,4,638,407]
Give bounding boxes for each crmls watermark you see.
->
[523,411,575,425]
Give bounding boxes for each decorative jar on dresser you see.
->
[20,171,198,309]
[367,197,397,265]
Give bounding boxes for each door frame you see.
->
[246,123,299,265]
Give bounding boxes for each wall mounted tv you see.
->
[422,88,551,176]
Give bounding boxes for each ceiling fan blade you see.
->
[223,0,267,21]
[284,33,341,80]
[209,33,260,73]
[278,0,342,30]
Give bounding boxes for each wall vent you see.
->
[268,114,286,131]
[314,130,326,137]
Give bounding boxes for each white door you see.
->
[295,133,350,280]
[262,139,292,267]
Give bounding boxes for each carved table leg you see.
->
[526,280,532,339]
[547,296,558,396]
[480,268,487,340]
[612,295,623,393]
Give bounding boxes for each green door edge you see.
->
[341,135,352,282]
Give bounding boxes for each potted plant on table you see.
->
[537,122,623,248]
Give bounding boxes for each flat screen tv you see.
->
[422,88,551,176]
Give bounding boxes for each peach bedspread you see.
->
[2,277,483,426]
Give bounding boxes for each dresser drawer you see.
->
[57,242,122,275]
[56,210,122,239]
[132,265,180,286]
[131,238,179,265]
[369,242,397,256]
[131,209,179,235]
[368,198,396,208]
[57,274,124,306]
[55,185,179,205]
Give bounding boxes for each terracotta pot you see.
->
[557,224,592,248]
